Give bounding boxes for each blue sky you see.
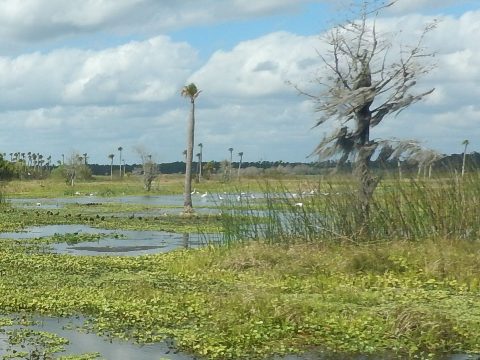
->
[0,0,479,165]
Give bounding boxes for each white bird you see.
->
[74,191,81,195]
[191,188,197,195]
[201,191,208,198]
[36,202,41,206]
[250,194,256,199]
[294,202,303,207]
[218,194,224,200]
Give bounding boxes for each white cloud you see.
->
[0,2,479,163]
[190,31,321,98]
[0,36,197,110]
[0,0,316,43]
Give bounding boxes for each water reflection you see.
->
[182,233,189,249]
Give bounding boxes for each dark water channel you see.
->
[0,224,218,256]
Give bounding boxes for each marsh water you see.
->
[9,192,265,212]
[0,316,195,360]
[3,194,476,359]
[0,224,218,256]
[1,316,476,360]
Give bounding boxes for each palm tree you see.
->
[108,154,115,180]
[198,143,203,181]
[228,147,233,180]
[237,151,244,180]
[462,139,469,177]
[83,153,88,165]
[118,147,123,178]
[31,153,37,171]
[196,152,201,181]
[181,83,201,213]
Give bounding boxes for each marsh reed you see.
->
[219,172,480,245]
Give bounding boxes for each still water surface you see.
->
[0,224,219,256]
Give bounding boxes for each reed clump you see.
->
[220,172,480,245]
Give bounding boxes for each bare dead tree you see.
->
[135,146,159,191]
[296,0,436,214]
[410,147,444,179]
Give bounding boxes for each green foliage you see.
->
[0,320,101,359]
[0,155,16,181]
[220,173,480,245]
[1,240,480,359]
[52,164,93,184]
[1,173,480,358]
[0,205,222,233]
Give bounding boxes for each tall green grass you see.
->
[0,185,8,207]
[220,172,480,245]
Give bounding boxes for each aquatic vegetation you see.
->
[1,175,480,359]
[219,174,480,245]
[1,240,480,359]
[0,206,223,234]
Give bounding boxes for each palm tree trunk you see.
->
[462,143,468,177]
[184,100,195,213]
[237,156,242,180]
[199,149,202,181]
[119,152,122,178]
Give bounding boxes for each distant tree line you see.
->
[80,152,480,177]
[1,152,480,180]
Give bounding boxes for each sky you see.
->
[0,0,479,165]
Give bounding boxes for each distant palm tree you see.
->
[181,83,201,213]
[237,152,244,180]
[462,139,469,177]
[31,153,37,171]
[196,152,201,181]
[228,147,233,179]
[83,153,88,165]
[198,143,203,181]
[108,154,115,180]
[118,147,123,178]
[39,153,43,169]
